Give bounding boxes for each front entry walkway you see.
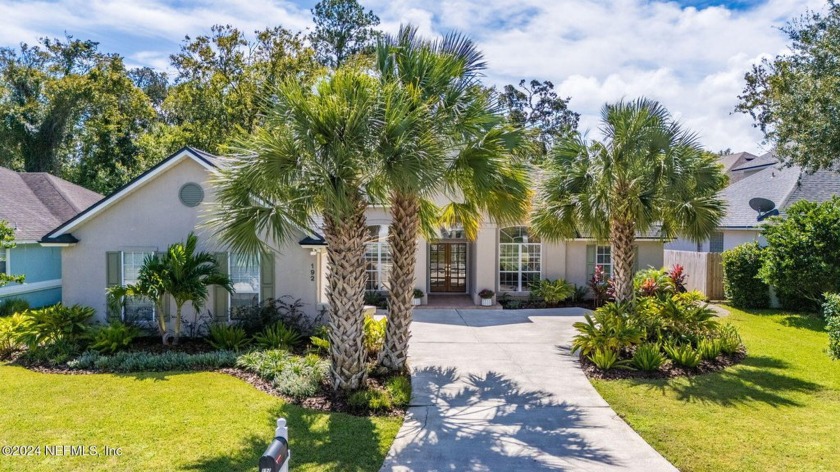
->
[380,308,677,472]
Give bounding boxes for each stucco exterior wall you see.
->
[0,243,63,308]
[723,230,763,251]
[61,156,320,322]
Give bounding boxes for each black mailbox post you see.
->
[259,418,290,472]
[259,437,289,472]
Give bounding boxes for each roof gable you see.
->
[42,147,218,242]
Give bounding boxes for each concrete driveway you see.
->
[380,308,677,472]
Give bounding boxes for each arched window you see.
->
[499,227,541,292]
[365,225,391,291]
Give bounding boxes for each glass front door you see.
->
[429,243,467,293]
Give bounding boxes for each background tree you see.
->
[160,25,319,155]
[211,68,381,391]
[0,36,157,192]
[499,79,579,162]
[532,98,727,302]
[310,0,380,68]
[737,1,840,171]
[374,26,531,372]
[0,221,24,287]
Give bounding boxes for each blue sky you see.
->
[0,0,824,153]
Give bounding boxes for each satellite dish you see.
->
[749,197,779,221]
[749,197,776,213]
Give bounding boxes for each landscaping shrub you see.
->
[385,376,412,407]
[254,322,302,350]
[348,388,394,413]
[363,315,387,358]
[722,242,770,309]
[668,264,688,293]
[587,348,632,371]
[697,338,723,361]
[364,291,388,309]
[69,350,236,372]
[0,298,29,317]
[309,325,330,354]
[89,322,140,354]
[529,279,574,304]
[631,343,664,371]
[716,324,743,355]
[759,198,840,311]
[664,344,702,368]
[18,303,94,348]
[822,293,840,359]
[0,313,26,359]
[231,296,323,336]
[207,324,249,352]
[572,302,643,356]
[236,350,328,399]
[588,265,613,307]
[633,268,674,298]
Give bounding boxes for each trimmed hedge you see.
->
[823,293,840,359]
[68,350,236,372]
[722,242,770,309]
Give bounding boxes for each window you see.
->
[230,253,260,310]
[709,231,724,253]
[122,251,155,322]
[595,245,612,276]
[0,250,7,275]
[499,227,541,292]
[365,226,391,292]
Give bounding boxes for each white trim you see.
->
[1,248,8,275]
[0,278,61,296]
[45,149,215,239]
[39,242,76,247]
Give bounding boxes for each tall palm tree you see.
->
[531,98,727,302]
[374,26,531,372]
[210,68,381,390]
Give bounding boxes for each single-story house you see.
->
[0,166,102,308]
[668,152,840,253]
[42,147,665,324]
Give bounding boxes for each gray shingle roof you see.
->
[785,169,840,208]
[0,167,102,241]
[730,152,778,172]
[719,165,801,228]
[719,152,757,173]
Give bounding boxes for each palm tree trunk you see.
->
[323,200,369,391]
[380,192,420,372]
[156,297,168,345]
[173,304,183,345]
[610,219,636,303]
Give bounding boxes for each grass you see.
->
[0,365,401,471]
[591,306,839,472]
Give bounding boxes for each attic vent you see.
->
[179,183,204,207]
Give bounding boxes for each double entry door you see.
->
[429,242,467,293]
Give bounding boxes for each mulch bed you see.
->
[581,347,747,380]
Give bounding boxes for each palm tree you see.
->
[210,68,381,391]
[374,26,532,372]
[531,98,727,302]
[110,232,232,345]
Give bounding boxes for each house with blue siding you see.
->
[0,166,101,308]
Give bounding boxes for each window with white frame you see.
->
[0,249,7,275]
[499,227,541,292]
[365,225,391,292]
[230,253,260,310]
[596,245,612,276]
[122,251,155,322]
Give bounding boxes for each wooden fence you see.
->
[663,250,725,300]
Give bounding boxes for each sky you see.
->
[0,0,824,154]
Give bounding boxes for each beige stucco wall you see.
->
[61,156,321,323]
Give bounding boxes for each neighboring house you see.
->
[43,147,665,324]
[668,152,840,253]
[0,166,102,308]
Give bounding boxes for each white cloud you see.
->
[0,0,826,152]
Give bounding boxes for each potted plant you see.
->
[478,289,495,306]
[412,289,424,306]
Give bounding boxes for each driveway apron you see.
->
[380,308,677,472]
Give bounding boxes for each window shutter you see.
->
[106,252,122,287]
[214,252,229,320]
[260,252,275,302]
[586,244,596,280]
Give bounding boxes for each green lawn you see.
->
[0,365,401,471]
[592,306,840,472]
